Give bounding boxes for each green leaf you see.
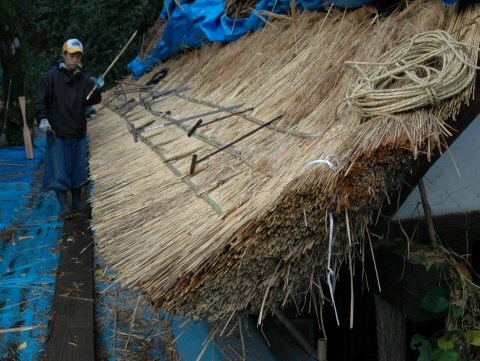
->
[411,334,427,349]
[451,306,463,319]
[422,287,449,313]
[465,331,480,346]
[418,340,433,361]
[443,329,463,339]
[423,260,435,272]
[432,349,459,361]
[438,337,454,351]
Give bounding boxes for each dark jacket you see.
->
[35,65,102,138]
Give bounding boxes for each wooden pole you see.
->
[3,78,12,132]
[18,96,33,159]
[374,294,407,361]
[86,30,138,100]
[0,78,12,146]
[418,179,436,245]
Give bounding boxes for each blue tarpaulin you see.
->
[130,0,376,78]
[129,0,295,77]
[129,0,457,78]
[0,136,62,360]
[94,255,316,360]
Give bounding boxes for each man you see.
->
[35,38,104,218]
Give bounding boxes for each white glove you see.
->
[39,118,52,133]
[95,74,105,89]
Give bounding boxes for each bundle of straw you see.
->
[224,0,259,18]
[89,1,480,322]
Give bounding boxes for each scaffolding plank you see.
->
[44,210,94,361]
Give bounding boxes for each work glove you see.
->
[94,74,105,89]
[39,118,52,133]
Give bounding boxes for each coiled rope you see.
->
[340,30,479,118]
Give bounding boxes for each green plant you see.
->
[410,261,480,361]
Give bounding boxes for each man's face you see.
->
[63,52,83,70]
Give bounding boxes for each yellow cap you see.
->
[63,39,84,54]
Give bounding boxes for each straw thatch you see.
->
[89,1,480,322]
[140,19,166,59]
[225,0,259,17]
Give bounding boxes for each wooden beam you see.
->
[374,294,407,361]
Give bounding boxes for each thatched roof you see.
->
[89,0,480,322]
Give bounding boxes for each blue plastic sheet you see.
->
[160,0,194,20]
[129,0,293,78]
[94,258,167,360]
[244,0,292,31]
[329,0,372,7]
[129,0,454,78]
[298,0,326,11]
[96,263,303,361]
[128,0,376,77]
[164,6,204,52]
[0,135,62,360]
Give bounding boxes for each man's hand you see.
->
[39,118,52,133]
[95,74,105,89]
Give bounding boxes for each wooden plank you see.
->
[374,294,407,361]
[44,207,94,361]
[384,211,480,278]
[369,245,448,322]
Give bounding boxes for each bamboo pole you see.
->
[86,30,138,100]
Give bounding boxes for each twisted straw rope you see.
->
[340,30,479,118]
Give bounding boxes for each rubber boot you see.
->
[55,191,71,219]
[71,188,85,212]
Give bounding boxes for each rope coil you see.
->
[340,30,479,118]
